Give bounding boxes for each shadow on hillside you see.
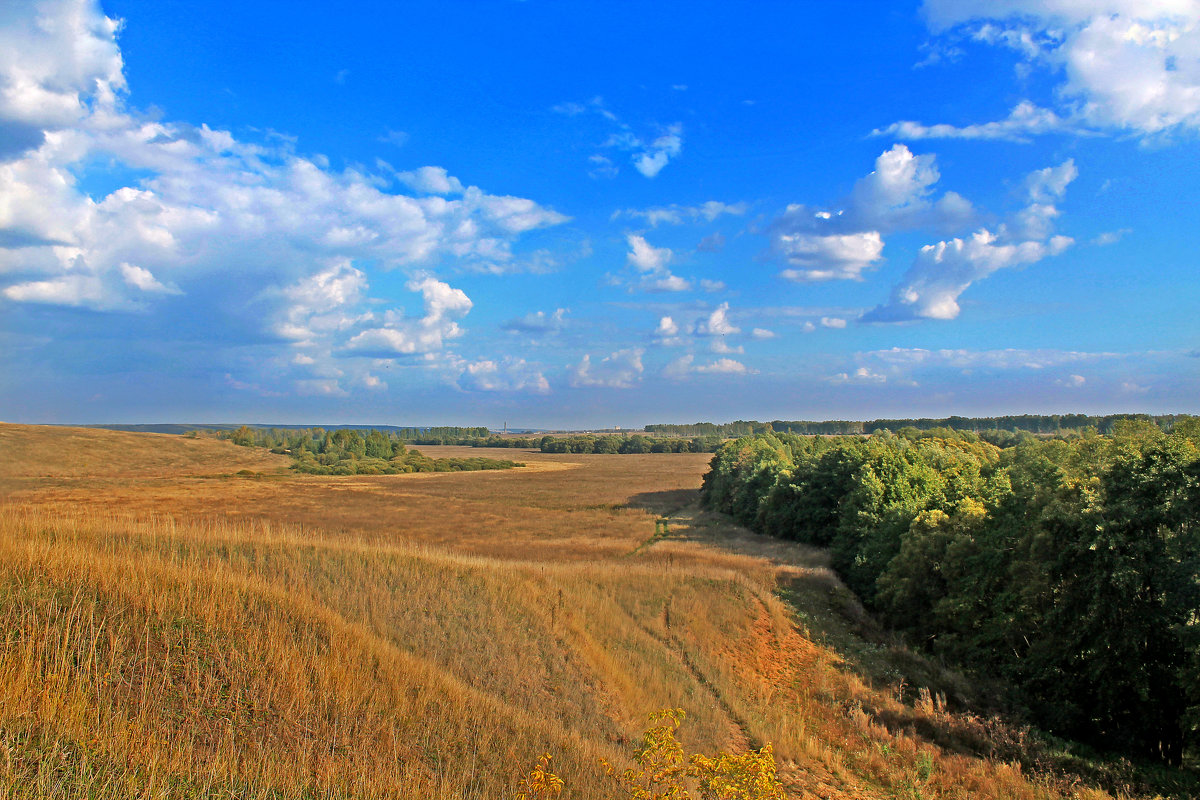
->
[624,488,699,516]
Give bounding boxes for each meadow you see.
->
[0,423,1170,798]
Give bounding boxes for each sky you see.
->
[0,0,1197,428]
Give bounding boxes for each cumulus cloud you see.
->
[694,302,741,337]
[0,0,569,317]
[771,144,975,282]
[863,229,1072,322]
[622,234,693,292]
[119,262,181,295]
[627,234,671,272]
[459,357,550,393]
[344,276,473,356]
[393,165,464,195]
[863,160,1076,323]
[695,357,750,374]
[911,1,1200,139]
[0,0,125,134]
[569,348,644,389]
[778,231,885,282]
[691,302,746,354]
[820,317,847,329]
[274,262,370,343]
[662,353,753,379]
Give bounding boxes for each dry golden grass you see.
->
[0,423,1144,798]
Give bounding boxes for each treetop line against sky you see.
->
[0,0,1197,428]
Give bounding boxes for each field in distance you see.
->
[0,423,1158,798]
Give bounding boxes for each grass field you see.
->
[0,423,1161,798]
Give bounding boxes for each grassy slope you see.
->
[0,423,1144,799]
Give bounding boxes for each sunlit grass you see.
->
[0,422,1154,798]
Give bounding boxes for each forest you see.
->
[650,413,1196,439]
[701,420,1200,765]
[217,426,522,475]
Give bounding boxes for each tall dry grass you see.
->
[0,424,1140,798]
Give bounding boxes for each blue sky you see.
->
[1,0,1197,428]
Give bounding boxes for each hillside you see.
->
[0,423,1167,798]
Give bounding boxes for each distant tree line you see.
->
[537,434,722,454]
[389,426,491,444]
[649,413,1196,439]
[701,421,1200,765]
[218,426,521,475]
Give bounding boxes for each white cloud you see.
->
[612,201,748,227]
[459,358,550,393]
[627,234,672,272]
[662,354,695,380]
[863,346,1117,369]
[645,274,692,292]
[295,378,349,398]
[1056,373,1087,387]
[587,154,618,180]
[751,327,776,339]
[631,124,683,178]
[273,262,369,343]
[119,262,180,294]
[343,276,472,356]
[778,230,885,282]
[0,0,125,132]
[0,0,569,314]
[569,348,644,389]
[622,234,693,292]
[558,97,684,178]
[1092,228,1131,245]
[394,166,464,195]
[710,339,744,355]
[863,229,1072,322]
[771,144,975,282]
[3,275,110,308]
[821,316,847,329]
[662,353,754,378]
[917,2,1200,138]
[850,143,943,227]
[1024,159,1078,204]
[872,101,1081,142]
[831,366,888,384]
[694,302,741,337]
[580,98,686,178]
[695,357,750,374]
[502,307,568,335]
[699,278,726,292]
[656,316,680,336]
[863,160,1076,323]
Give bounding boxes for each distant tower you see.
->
[503,420,507,434]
